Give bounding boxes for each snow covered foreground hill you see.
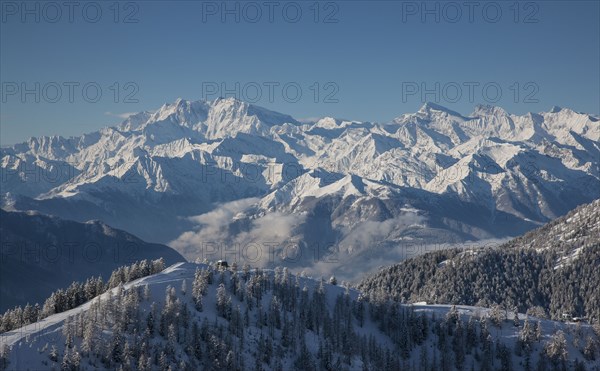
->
[2,98,599,279]
[1,262,599,370]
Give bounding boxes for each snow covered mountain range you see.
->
[1,98,598,279]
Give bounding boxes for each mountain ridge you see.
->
[357,198,600,321]
[0,208,185,311]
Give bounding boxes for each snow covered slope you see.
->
[1,262,597,370]
[358,199,600,322]
[505,198,600,261]
[1,98,598,278]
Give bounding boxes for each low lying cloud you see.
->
[170,197,259,254]
[188,197,260,231]
[170,197,306,266]
[171,200,510,283]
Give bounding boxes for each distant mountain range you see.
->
[0,209,184,311]
[1,98,598,279]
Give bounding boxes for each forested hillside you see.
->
[0,259,166,334]
[2,262,598,370]
[358,200,600,322]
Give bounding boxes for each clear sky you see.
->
[1,0,599,145]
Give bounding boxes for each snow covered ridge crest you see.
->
[1,98,599,276]
[1,261,598,370]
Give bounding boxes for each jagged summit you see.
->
[418,101,466,118]
[550,105,562,113]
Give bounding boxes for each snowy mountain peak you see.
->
[417,102,465,117]
[313,117,343,129]
[148,98,209,127]
[118,111,153,131]
[550,105,562,113]
[113,97,302,141]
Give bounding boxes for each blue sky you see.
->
[1,0,599,145]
